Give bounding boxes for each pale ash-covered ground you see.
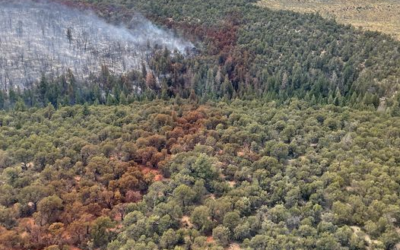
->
[257,0,400,40]
[0,1,192,89]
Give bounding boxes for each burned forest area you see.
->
[0,1,192,90]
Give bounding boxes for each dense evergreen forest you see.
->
[1,0,400,249]
[1,100,400,249]
[1,0,400,113]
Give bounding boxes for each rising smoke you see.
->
[0,0,194,88]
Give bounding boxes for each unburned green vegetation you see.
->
[0,99,400,249]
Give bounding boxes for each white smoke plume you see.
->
[0,0,194,88]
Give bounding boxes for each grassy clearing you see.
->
[257,0,400,40]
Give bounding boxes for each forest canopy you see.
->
[1,0,400,114]
[1,0,400,249]
[1,99,400,249]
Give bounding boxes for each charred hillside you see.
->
[0,1,192,89]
